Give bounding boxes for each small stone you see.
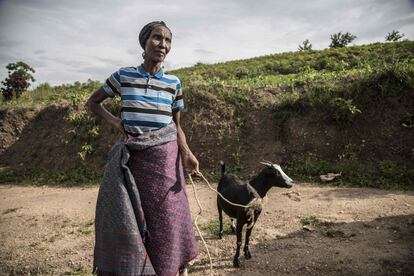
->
[303,225,314,232]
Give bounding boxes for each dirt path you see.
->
[1,182,413,275]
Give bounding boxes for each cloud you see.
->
[34,49,46,55]
[0,0,413,85]
[193,48,216,56]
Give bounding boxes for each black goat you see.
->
[217,161,294,267]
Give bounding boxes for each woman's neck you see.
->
[143,60,162,75]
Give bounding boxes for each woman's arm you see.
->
[85,87,124,134]
[173,111,200,175]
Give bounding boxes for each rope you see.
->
[188,174,213,276]
[199,173,260,209]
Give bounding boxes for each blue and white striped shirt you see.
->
[102,64,184,135]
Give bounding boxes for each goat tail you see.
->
[219,160,225,176]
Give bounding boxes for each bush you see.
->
[235,67,249,79]
[298,39,312,51]
[329,32,357,48]
[329,97,361,122]
[385,30,405,42]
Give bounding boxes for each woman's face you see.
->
[144,26,172,63]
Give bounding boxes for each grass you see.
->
[172,41,414,86]
[324,229,345,238]
[0,80,100,106]
[0,166,101,186]
[3,207,20,215]
[29,241,40,247]
[203,218,233,236]
[0,41,413,189]
[301,215,344,238]
[77,228,92,235]
[284,159,414,190]
[300,215,322,227]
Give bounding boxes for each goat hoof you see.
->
[218,233,223,239]
[244,250,252,259]
[233,258,240,268]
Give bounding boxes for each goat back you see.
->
[217,174,254,206]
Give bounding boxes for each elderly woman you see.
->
[86,21,199,276]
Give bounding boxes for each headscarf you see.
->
[139,21,171,50]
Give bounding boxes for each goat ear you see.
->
[260,161,272,167]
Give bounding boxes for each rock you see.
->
[303,225,315,232]
[320,173,342,182]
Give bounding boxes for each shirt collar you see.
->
[137,64,164,79]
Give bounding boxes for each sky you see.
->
[0,0,413,86]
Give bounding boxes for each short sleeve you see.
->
[172,79,184,113]
[102,70,121,97]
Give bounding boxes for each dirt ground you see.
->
[0,182,413,276]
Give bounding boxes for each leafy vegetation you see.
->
[0,166,101,186]
[285,159,414,190]
[386,30,405,42]
[0,41,413,188]
[204,218,233,236]
[329,32,357,48]
[298,39,312,51]
[1,62,35,101]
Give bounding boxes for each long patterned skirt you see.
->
[126,140,198,275]
[94,127,198,276]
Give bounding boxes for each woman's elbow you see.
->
[84,98,93,111]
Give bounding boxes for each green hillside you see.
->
[0,41,413,188]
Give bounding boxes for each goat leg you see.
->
[244,213,259,259]
[233,220,244,267]
[244,226,253,259]
[217,200,223,239]
[230,219,236,234]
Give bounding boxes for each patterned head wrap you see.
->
[139,21,171,50]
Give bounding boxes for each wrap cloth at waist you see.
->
[93,123,198,276]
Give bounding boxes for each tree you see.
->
[298,39,312,51]
[385,30,405,42]
[1,61,35,101]
[329,32,357,48]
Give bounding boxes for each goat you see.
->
[217,161,294,267]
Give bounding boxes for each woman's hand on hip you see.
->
[112,117,124,134]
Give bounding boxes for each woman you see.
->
[86,21,199,276]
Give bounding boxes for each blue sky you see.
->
[0,0,413,86]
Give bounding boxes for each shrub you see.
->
[329,97,361,122]
[235,67,249,79]
[385,30,405,42]
[329,32,357,48]
[298,39,313,51]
